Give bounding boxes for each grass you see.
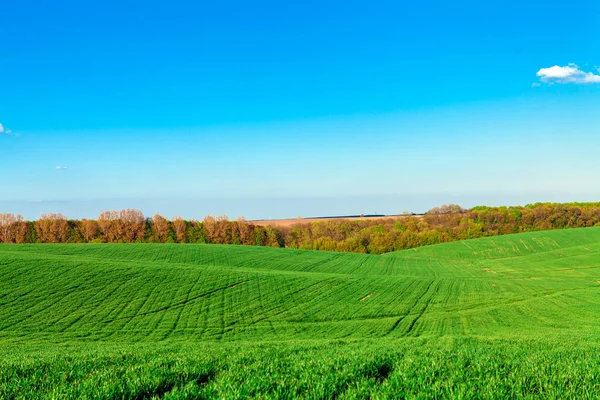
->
[1,228,600,398]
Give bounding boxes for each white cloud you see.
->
[55,166,68,170]
[536,64,600,84]
[0,123,14,135]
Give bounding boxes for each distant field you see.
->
[251,214,421,227]
[1,228,600,398]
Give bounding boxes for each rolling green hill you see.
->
[1,228,600,398]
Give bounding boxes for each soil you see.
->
[251,214,422,228]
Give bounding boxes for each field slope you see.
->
[1,228,600,398]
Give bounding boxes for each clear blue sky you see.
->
[1,0,599,219]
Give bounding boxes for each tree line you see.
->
[0,210,282,246]
[1,202,600,254]
[279,202,600,254]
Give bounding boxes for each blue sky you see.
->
[1,0,599,219]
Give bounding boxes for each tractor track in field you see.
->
[370,280,418,319]
[102,280,249,324]
[164,273,207,339]
[387,280,435,336]
[239,277,349,329]
[0,270,128,332]
[116,277,166,335]
[433,285,598,317]
[3,227,600,344]
[242,280,330,328]
[404,281,441,336]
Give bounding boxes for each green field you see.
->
[2,228,600,398]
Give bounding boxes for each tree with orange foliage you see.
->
[203,215,216,243]
[119,209,146,242]
[34,213,69,243]
[97,209,145,243]
[201,215,232,244]
[80,219,99,242]
[0,213,25,243]
[13,219,29,243]
[172,217,187,243]
[237,216,252,245]
[0,213,16,243]
[151,214,170,242]
[97,210,119,242]
[214,215,231,244]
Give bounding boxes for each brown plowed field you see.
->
[251,214,422,227]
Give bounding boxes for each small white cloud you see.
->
[0,123,15,135]
[55,165,68,170]
[537,64,600,84]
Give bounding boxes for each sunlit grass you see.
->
[1,227,599,398]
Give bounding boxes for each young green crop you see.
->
[1,227,599,398]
